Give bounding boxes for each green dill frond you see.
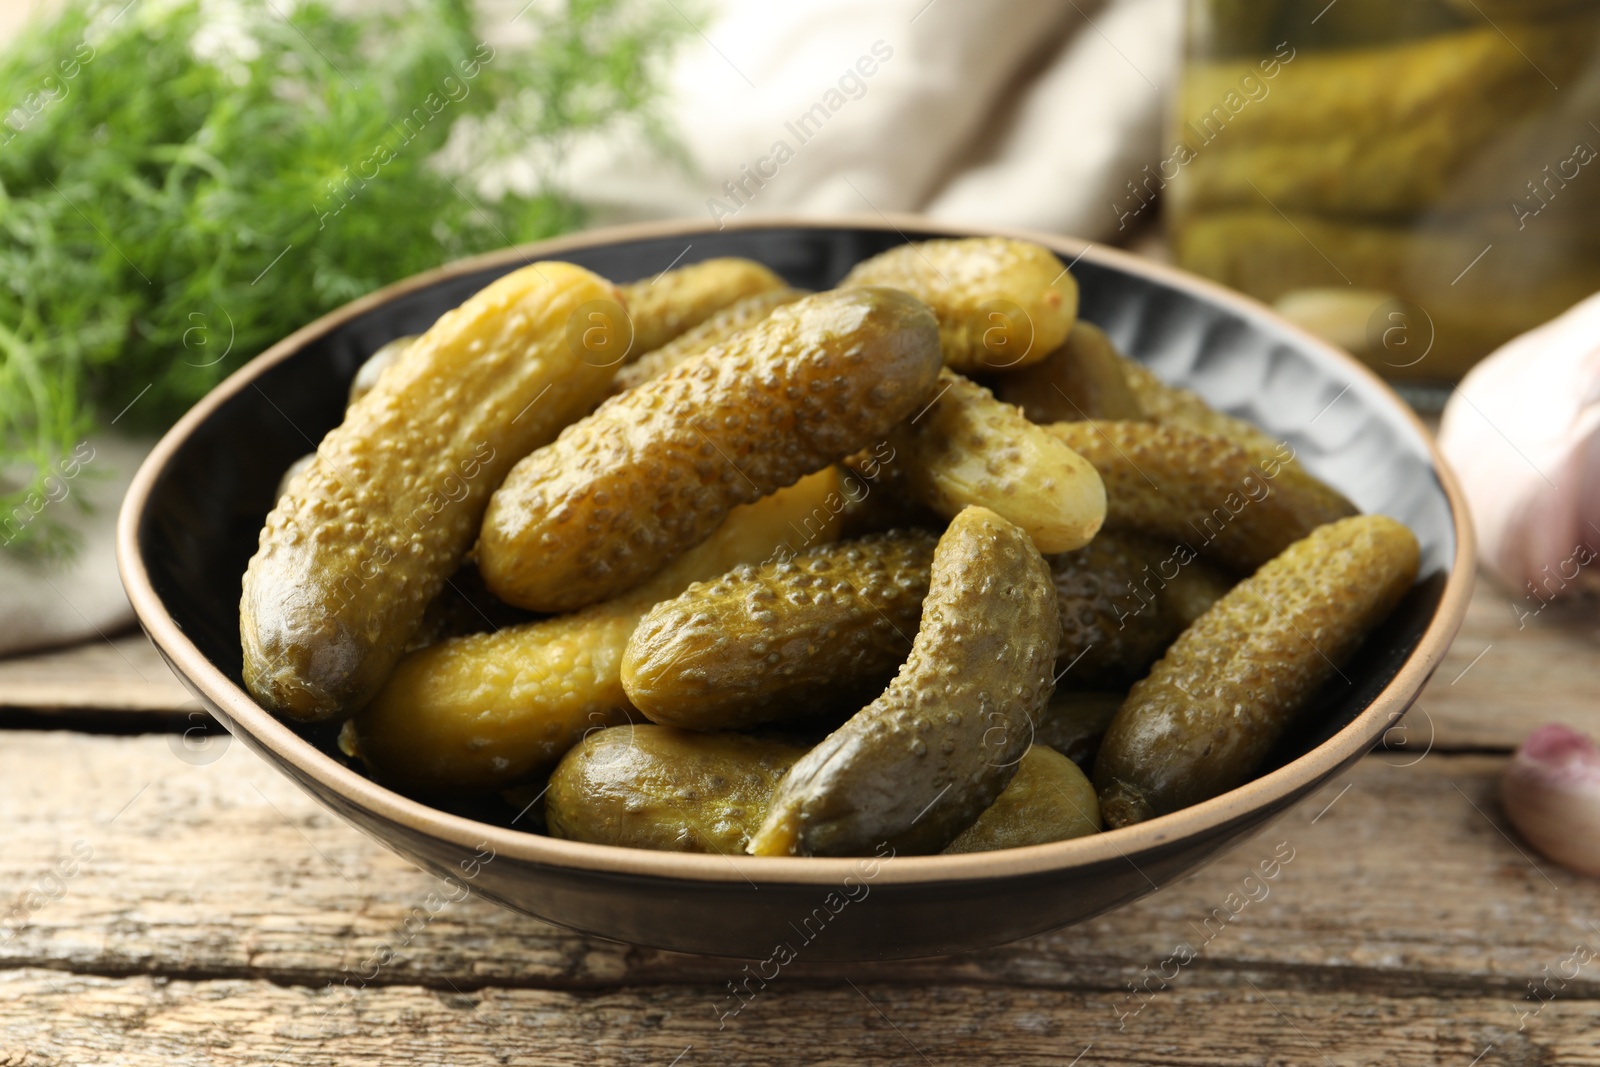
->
[0,0,692,557]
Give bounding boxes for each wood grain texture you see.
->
[4,968,1600,1067]
[0,631,192,712]
[3,732,1598,1066]
[1416,573,1600,749]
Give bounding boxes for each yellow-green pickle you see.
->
[241,261,627,723]
[623,531,937,732]
[618,256,785,358]
[1048,420,1355,573]
[890,369,1106,553]
[1050,531,1233,686]
[478,287,943,613]
[749,506,1061,857]
[993,322,1146,423]
[841,237,1077,372]
[945,746,1102,853]
[610,286,809,394]
[1034,691,1127,769]
[1094,514,1420,828]
[547,725,806,853]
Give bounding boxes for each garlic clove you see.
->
[1501,723,1600,878]
[1437,291,1600,600]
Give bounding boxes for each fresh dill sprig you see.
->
[0,0,689,559]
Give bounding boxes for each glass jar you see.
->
[1166,0,1600,382]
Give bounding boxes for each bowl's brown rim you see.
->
[117,213,1476,887]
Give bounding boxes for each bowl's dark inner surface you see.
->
[141,224,1455,797]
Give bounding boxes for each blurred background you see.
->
[3,0,1598,647]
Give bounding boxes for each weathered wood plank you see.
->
[3,968,1598,1067]
[2,733,1596,998]
[0,630,193,713]
[1417,573,1600,750]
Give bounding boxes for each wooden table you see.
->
[3,571,1598,1066]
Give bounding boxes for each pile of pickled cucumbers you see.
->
[240,237,1420,857]
[1174,0,1600,377]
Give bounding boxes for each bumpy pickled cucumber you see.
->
[840,237,1077,372]
[891,370,1106,553]
[1046,421,1355,574]
[610,287,808,395]
[836,444,946,538]
[1035,691,1126,769]
[348,335,417,406]
[479,288,943,613]
[1116,358,1295,471]
[546,724,805,853]
[620,257,786,358]
[274,454,315,503]
[403,563,538,654]
[993,322,1145,423]
[944,746,1100,853]
[1094,514,1420,828]
[1050,531,1233,687]
[241,262,626,723]
[623,531,937,732]
[748,506,1060,857]
[346,470,844,794]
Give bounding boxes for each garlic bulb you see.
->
[1502,724,1600,878]
[1437,291,1600,602]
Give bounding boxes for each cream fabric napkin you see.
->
[500,0,1184,241]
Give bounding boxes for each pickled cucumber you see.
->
[993,322,1145,423]
[1046,421,1355,574]
[1050,531,1234,686]
[944,746,1100,853]
[241,262,626,723]
[1176,22,1599,217]
[546,725,805,853]
[1117,358,1294,470]
[620,257,786,358]
[623,531,937,732]
[348,335,417,406]
[610,287,808,395]
[836,444,945,538]
[891,370,1106,553]
[479,287,943,613]
[748,506,1060,857]
[346,469,844,794]
[840,237,1076,372]
[1094,514,1420,827]
[1034,690,1126,769]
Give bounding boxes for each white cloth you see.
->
[0,434,151,656]
[505,0,1184,241]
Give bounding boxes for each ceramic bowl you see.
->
[118,217,1473,961]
